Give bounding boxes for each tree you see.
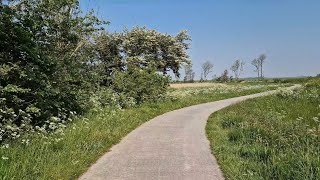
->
[183,64,195,82]
[251,54,267,79]
[123,27,191,77]
[200,72,204,82]
[95,27,191,83]
[230,59,245,80]
[220,69,229,83]
[201,61,214,80]
[257,54,267,78]
[251,58,260,78]
[94,32,124,85]
[317,74,320,77]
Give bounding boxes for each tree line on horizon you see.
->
[182,54,268,82]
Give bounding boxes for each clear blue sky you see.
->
[80,0,320,79]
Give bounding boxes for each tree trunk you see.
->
[260,64,263,79]
[163,67,167,76]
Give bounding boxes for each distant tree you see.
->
[316,74,320,77]
[201,61,214,80]
[251,58,260,78]
[257,54,267,78]
[191,72,195,82]
[174,74,180,81]
[200,72,204,82]
[220,69,229,83]
[230,59,245,80]
[183,64,195,82]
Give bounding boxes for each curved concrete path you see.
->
[80,86,299,180]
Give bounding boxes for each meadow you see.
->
[0,82,283,179]
[206,78,320,180]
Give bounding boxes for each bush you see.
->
[0,1,103,142]
[89,88,136,110]
[111,68,170,104]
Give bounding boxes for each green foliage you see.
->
[87,87,138,110]
[94,32,124,84]
[93,27,191,105]
[111,68,170,104]
[122,27,191,76]
[95,27,191,83]
[0,0,105,141]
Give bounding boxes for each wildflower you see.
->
[72,160,79,165]
[296,117,303,121]
[43,141,51,145]
[1,144,9,149]
[1,156,9,160]
[49,124,56,130]
[54,138,63,142]
[312,117,319,123]
[50,117,60,122]
[22,139,30,145]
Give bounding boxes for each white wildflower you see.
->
[1,156,9,160]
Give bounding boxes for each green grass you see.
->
[0,84,280,179]
[206,81,320,180]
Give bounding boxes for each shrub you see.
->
[89,88,136,109]
[0,1,103,142]
[111,68,170,104]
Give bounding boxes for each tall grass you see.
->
[0,85,280,179]
[206,79,320,180]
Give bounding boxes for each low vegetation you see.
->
[0,83,281,179]
[206,78,320,180]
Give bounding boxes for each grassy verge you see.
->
[206,81,320,179]
[0,85,280,179]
